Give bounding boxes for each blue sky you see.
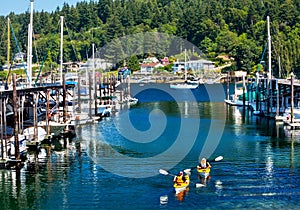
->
[0,0,91,16]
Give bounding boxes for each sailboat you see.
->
[170,49,199,89]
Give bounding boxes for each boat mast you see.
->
[92,43,97,115]
[267,16,271,82]
[267,16,272,114]
[7,18,10,78]
[184,49,187,81]
[60,16,64,85]
[27,0,34,87]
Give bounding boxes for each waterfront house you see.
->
[140,62,163,74]
[140,56,164,73]
[79,58,112,72]
[171,59,215,74]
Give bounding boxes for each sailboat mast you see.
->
[267,16,273,113]
[184,49,187,81]
[7,18,10,75]
[267,16,271,81]
[60,16,64,85]
[27,0,34,86]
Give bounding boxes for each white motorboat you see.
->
[170,83,198,89]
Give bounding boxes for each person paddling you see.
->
[173,171,187,186]
[197,158,211,170]
[197,158,211,179]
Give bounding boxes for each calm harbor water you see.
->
[1,83,300,209]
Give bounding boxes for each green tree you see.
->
[127,55,140,71]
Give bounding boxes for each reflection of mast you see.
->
[290,131,294,169]
[184,101,188,117]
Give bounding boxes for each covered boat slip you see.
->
[0,81,75,164]
[225,75,300,125]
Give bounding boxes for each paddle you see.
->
[211,156,223,162]
[159,169,204,188]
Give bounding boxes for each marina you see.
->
[1,1,300,209]
[0,83,300,209]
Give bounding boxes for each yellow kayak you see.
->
[173,175,190,194]
[197,167,210,178]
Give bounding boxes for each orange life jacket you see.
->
[175,175,184,183]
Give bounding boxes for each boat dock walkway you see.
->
[225,73,300,130]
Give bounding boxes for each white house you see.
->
[79,58,112,71]
[140,63,163,74]
[171,59,215,73]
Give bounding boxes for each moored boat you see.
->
[170,83,198,89]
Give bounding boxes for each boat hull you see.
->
[173,175,190,194]
[170,83,198,89]
[197,168,210,178]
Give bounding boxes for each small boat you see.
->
[170,83,198,89]
[173,173,190,194]
[197,167,210,178]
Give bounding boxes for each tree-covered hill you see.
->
[1,0,300,78]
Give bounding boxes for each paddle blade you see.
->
[159,169,169,175]
[183,169,191,174]
[214,156,223,162]
[196,183,205,188]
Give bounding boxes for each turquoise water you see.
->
[1,84,300,209]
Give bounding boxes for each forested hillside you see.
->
[1,0,300,78]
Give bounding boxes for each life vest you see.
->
[197,162,209,169]
[174,175,184,184]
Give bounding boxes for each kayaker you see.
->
[173,171,185,185]
[197,158,211,169]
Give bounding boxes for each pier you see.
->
[0,71,126,169]
[225,72,300,130]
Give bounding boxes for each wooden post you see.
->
[99,74,102,106]
[0,96,3,159]
[46,89,50,135]
[3,98,7,157]
[94,73,98,116]
[113,74,116,92]
[78,74,81,113]
[12,74,20,160]
[276,80,279,117]
[226,71,230,100]
[128,75,131,98]
[56,88,60,123]
[33,93,37,142]
[255,72,259,112]
[242,75,245,107]
[88,72,92,119]
[63,74,67,122]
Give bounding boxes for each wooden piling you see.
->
[46,89,50,135]
[0,96,4,159]
[88,72,92,118]
[63,74,67,122]
[94,73,98,115]
[12,74,20,160]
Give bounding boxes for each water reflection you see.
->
[264,143,274,187]
[1,97,300,209]
[175,187,189,202]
